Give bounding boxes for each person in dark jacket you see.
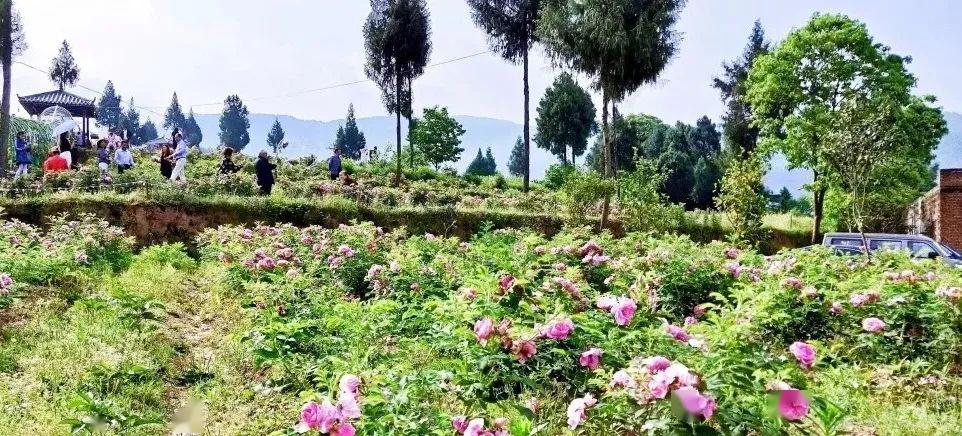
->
[219,147,240,175]
[328,148,342,180]
[13,131,32,180]
[254,150,276,195]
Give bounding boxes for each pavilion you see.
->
[17,89,96,141]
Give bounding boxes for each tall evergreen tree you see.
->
[184,109,203,147]
[712,20,769,160]
[484,147,498,174]
[218,94,251,151]
[333,104,367,159]
[96,81,122,129]
[138,120,159,142]
[466,0,542,191]
[267,118,286,156]
[0,4,26,176]
[163,92,187,132]
[364,0,432,184]
[466,148,490,176]
[535,72,596,165]
[507,136,525,177]
[49,40,79,90]
[118,98,141,142]
[540,0,685,226]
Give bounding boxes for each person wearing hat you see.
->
[254,150,277,195]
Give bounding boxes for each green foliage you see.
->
[560,170,615,225]
[712,20,769,160]
[717,156,769,246]
[507,136,525,177]
[267,118,286,155]
[408,106,465,169]
[333,104,367,159]
[535,72,597,164]
[118,98,142,144]
[95,81,122,129]
[49,40,79,90]
[619,159,685,233]
[540,163,576,190]
[465,147,497,176]
[184,109,203,147]
[138,120,159,142]
[163,92,186,132]
[218,94,251,151]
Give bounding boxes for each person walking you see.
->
[58,132,73,169]
[157,144,174,179]
[219,147,240,175]
[328,148,342,180]
[13,131,32,180]
[115,141,134,174]
[169,132,189,183]
[254,150,276,195]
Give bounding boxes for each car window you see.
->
[868,239,902,251]
[941,243,962,259]
[830,238,862,247]
[908,241,938,258]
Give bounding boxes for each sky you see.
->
[11,0,962,128]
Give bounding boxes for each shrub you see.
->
[619,159,685,234]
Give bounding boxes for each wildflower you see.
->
[566,394,596,429]
[337,245,355,257]
[788,342,816,370]
[777,390,810,421]
[474,318,494,344]
[339,374,361,395]
[684,316,697,326]
[464,418,485,436]
[642,356,671,374]
[0,273,13,289]
[542,318,575,340]
[723,247,741,259]
[579,348,603,370]
[498,274,515,292]
[726,262,742,278]
[830,302,843,314]
[674,386,715,419]
[610,297,637,326]
[294,400,339,433]
[579,240,602,257]
[553,277,581,299]
[862,317,885,333]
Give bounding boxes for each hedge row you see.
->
[0,194,812,253]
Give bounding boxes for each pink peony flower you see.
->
[566,394,596,429]
[610,369,637,389]
[579,240,602,257]
[610,298,637,326]
[723,247,741,259]
[297,401,322,432]
[579,348,603,370]
[513,340,537,364]
[498,274,515,292]
[542,318,575,340]
[474,318,494,344]
[335,422,355,436]
[666,324,690,342]
[788,342,816,370]
[643,356,672,374]
[782,277,803,289]
[830,302,843,314]
[451,416,468,433]
[674,386,714,418]
[0,273,12,289]
[726,262,742,278]
[777,389,810,421]
[337,391,361,419]
[648,375,670,399]
[596,295,617,310]
[800,286,818,298]
[464,418,485,436]
[862,317,885,333]
[339,374,361,395]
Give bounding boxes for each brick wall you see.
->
[940,169,962,250]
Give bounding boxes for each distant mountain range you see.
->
[193,111,962,190]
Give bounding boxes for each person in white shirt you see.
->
[169,132,189,183]
[115,140,135,174]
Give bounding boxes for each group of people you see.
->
[11,127,354,196]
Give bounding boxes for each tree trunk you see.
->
[407,77,414,168]
[600,91,611,229]
[394,72,402,187]
[0,0,11,178]
[522,47,530,193]
[811,176,826,244]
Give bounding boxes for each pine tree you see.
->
[465,148,489,176]
[508,136,525,177]
[96,81,122,129]
[713,20,769,160]
[49,40,79,90]
[184,110,203,146]
[267,118,286,155]
[333,104,367,159]
[218,94,250,151]
[534,72,597,164]
[163,92,186,132]
[138,120,158,142]
[118,98,141,143]
[484,147,498,174]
